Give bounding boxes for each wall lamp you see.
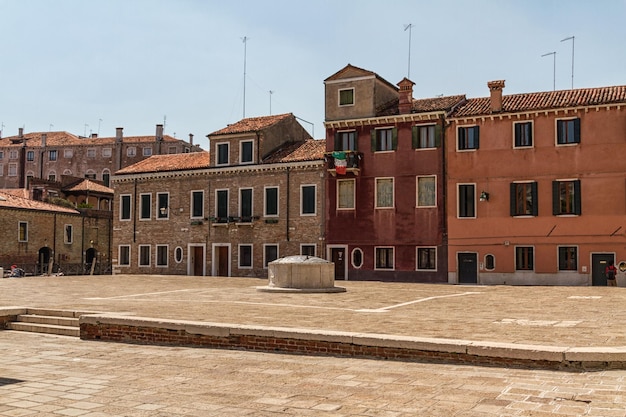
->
[479,191,490,202]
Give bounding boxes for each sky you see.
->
[1,0,625,151]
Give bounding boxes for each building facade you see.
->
[111,113,326,277]
[323,65,463,282]
[446,80,626,285]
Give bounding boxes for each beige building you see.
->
[111,113,325,277]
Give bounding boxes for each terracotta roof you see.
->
[262,139,326,163]
[453,85,626,117]
[64,179,113,194]
[0,131,184,147]
[324,64,399,92]
[209,113,294,136]
[115,151,211,175]
[0,189,30,199]
[0,191,79,214]
[377,95,467,116]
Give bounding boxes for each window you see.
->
[64,149,73,158]
[375,178,394,208]
[157,193,169,219]
[85,170,96,180]
[63,169,72,175]
[458,184,475,218]
[240,140,253,164]
[8,163,17,176]
[301,244,316,257]
[485,254,495,271]
[239,245,253,268]
[174,247,183,263]
[216,189,229,222]
[239,188,253,221]
[417,176,436,207]
[139,245,151,267]
[511,182,538,216]
[0,151,3,159]
[48,171,56,182]
[375,247,394,270]
[556,118,580,145]
[301,185,316,215]
[514,121,533,147]
[552,180,581,215]
[339,88,354,106]
[264,187,278,217]
[9,150,18,159]
[87,148,96,158]
[120,194,132,220]
[515,247,534,271]
[49,150,57,161]
[26,151,34,161]
[143,147,152,156]
[127,147,136,157]
[140,194,152,220]
[216,143,229,165]
[64,224,73,244]
[417,247,437,270]
[558,246,577,271]
[118,246,130,266]
[457,125,479,150]
[18,221,28,242]
[156,245,168,267]
[337,179,355,209]
[168,146,177,154]
[102,170,110,187]
[102,148,112,158]
[372,128,396,152]
[412,124,439,149]
[334,131,357,151]
[0,164,4,176]
[351,248,363,268]
[264,244,279,268]
[191,191,204,218]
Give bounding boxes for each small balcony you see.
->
[324,151,362,176]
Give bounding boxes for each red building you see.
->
[324,65,464,282]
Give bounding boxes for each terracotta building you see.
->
[446,81,626,285]
[0,125,200,189]
[111,113,325,276]
[323,65,464,282]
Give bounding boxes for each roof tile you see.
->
[209,113,293,136]
[0,191,79,214]
[115,151,211,175]
[262,139,326,163]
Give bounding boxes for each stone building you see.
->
[111,113,325,277]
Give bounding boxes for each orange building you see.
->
[446,81,626,285]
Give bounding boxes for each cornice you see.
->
[324,111,445,129]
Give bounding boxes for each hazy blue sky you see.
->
[1,0,625,150]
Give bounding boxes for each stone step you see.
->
[7,321,80,337]
[16,314,79,328]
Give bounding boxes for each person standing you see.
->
[605,261,618,287]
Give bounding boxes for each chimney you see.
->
[398,78,415,115]
[18,127,23,138]
[156,124,164,142]
[487,80,505,113]
[91,133,98,139]
[189,133,194,146]
[115,127,123,143]
[41,133,47,147]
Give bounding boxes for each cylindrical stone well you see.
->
[257,255,346,293]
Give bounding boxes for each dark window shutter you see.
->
[474,126,480,149]
[435,124,442,147]
[412,126,418,149]
[574,118,581,143]
[574,179,581,214]
[514,123,521,146]
[334,132,340,151]
[392,128,398,150]
[552,181,560,215]
[510,183,517,216]
[354,131,359,151]
[556,120,564,143]
[457,127,464,149]
[531,182,539,216]
[371,129,377,152]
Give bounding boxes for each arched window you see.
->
[485,254,495,271]
[351,248,363,269]
[175,247,184,263]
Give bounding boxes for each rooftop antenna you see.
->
[98,118,102,136]
[241,36,249,118]
[48,123,54,132]
[163,115,167,130]
[561,36,575,89]
[403,23,413,79]
[269,90,274,115]
[0,122,4,138]
[541,51,556,91]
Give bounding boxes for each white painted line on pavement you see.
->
[355,291,482,313]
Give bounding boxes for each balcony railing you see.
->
[324,151,363,176]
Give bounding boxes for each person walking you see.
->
[605,261,618,287]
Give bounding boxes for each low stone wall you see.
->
[79,314,626,371]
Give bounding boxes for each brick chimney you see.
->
[189,133,194,146]
[115,127,123,143]
[91,133,98,139]
[488,80,505,113]
[41,133,47,147]
[398,78,415,115]
[18,127,23,138]
[156,124,164,142]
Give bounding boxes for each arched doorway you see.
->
[38,247,52,275]
[86,248,97,274]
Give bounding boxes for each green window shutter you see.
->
[371,129,377,152]
[574,118,581,143]
[531,182,539,216]
[412,126,419,149]
[334,132,340,151]
[474,126,480,149]
[392,128,398,150]
[510,183,517,216]
[556,120,564,143]
[574,179,581,214]
[552,181,560,215]
[435,124,442,147]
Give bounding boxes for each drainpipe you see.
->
[440,114,448,279]
[133,179,138,242]
[286,166,290,242]
[53,213,57,270]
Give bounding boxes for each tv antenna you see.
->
[269,90,274,115]
[541,51,556,91]
[561,36,575,89]
[241,36,249,118]
[403,24,413,79]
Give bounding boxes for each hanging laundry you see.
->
[332,151,347,175]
